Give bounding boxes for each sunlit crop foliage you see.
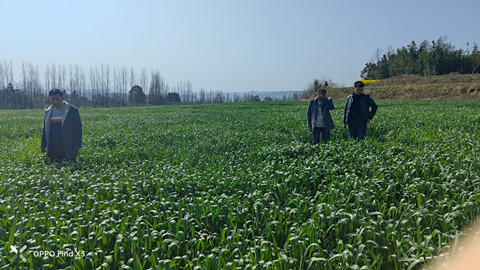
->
[1,100,480,269]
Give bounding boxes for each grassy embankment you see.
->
[321,74,480,100]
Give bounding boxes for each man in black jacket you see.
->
[41,89,83,161]
[342,81,377,140]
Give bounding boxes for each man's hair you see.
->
[354,81,365,88]
[48,89,63,97]
[317,89,327,94]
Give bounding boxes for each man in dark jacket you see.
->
[342,81,377,140]
[307,89,335,144]
[41,89,82,161]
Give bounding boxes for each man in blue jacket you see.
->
[307,89,335,144]
[342,81,377,140]
[41,89,82,161]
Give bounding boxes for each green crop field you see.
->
[1,99,480,269]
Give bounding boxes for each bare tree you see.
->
[44,64,51,93]
[21,61,28,94]
[233,93,241,103]
[192,92,198,103]
[78,66,86,106]
[207,89,213,103]
[120,66,128,104]
[69,64,74,91]
[2,60,14,88]
[186,81,193,103]
[58,64,66,91]
[139,69,148,96]
[373,48,384,63]
[129,67,136,88]
[179,82,187,103]
[21,62,42,108]
[213,90,224,103]
[0,62,4,108]
[49,63,57,89]
[0,62,3,89]
[149,70,166,105]
[69,64,83,97]
[0,62,3,88]
[199,88,206,104]
[29,63,41,96]
[69,64,77,105]
[89,67,96,98]
[225,92,230,103]
[101,63,110,106]
[68,64,85,106]
[177,81,193,103]
[113,67,120,105]
[89,66,101,106]
[1,60,15,108]
[110,66,125,106]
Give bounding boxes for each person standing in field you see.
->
[41,89,83,162]
[307,89,335,144]
[342,81,377,140]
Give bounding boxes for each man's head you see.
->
[316,89,327,100]
[354,81,364,95]
[48,89,65,108]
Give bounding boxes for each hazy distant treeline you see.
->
[0,62,299,109]
[361,37,480,80]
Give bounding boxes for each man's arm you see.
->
[367,95,378,120]
[325,97,334,110]
[342,96,350,127]
[73,109,83,150]
[41,114,47,152]
[307,100,313,131]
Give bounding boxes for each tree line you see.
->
[0,61,298,109]
[361,37,480,80]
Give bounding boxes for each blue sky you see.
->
[1,0,479,92]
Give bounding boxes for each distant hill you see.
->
[316,74,480,100]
